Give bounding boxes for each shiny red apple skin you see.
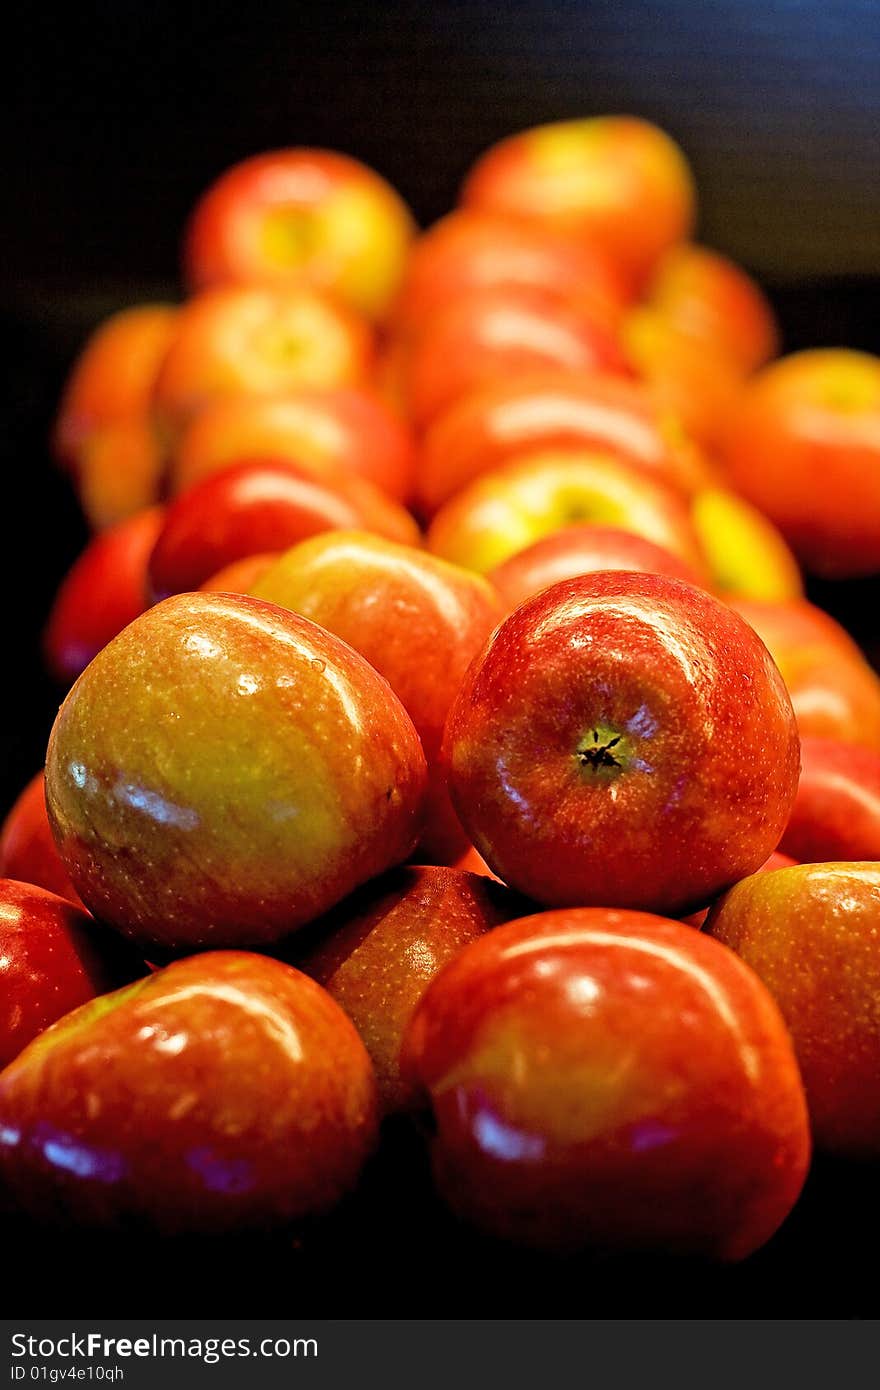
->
[706,862,880,1156]
[0,774,83,904]
[0,951,378,1231]
[444,572,800,916]
[0,878,145,1068]
[402,908,810,1257]
[43,506,165,685]
[295,865,530,1113]
[251,532,502,862]
[147,461,418,601]
[488,523,703,610]
[779,738,880,863]
[45,593,428,954]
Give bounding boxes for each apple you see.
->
[148,461,419,601]
[199,552,280,594]
[52,304,178,469]
[731,598,880,750]
[0,878,145,1068]
[45,593,428,955]
[0,951,377,1230]
[452,844,504,881]
[681,850,798,930]
[460,117,696,288]
[416,370,712,517]
[74,418,166,531]
[722,350,880,577]
[400,286,631,427]
[779,737,880,862]
[691,488,804,602]
[706,862,880,1156]
[183,148,416,320]
[488,523,703,611]
[401,908,809,1256]
[622,306,743,452]
[426,450,707,576]
[250,531,502,861]
[153,285,374,439]
[0,774,82,905]
[646,242,780,373]
[443,572,799,916]
[391,209,628,336]
[294,865,530,1113]
[43,506,165,685]
[169,387,415,503]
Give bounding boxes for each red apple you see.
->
[147,461,419,601]
[402,908,809,1256]
[722,350,880,578]
[183,148,416,320]
[488,523,703,611]
[779,737,880,862]
[43,506,165,685]
[416,370,712,517]
[706,862,880,1156]
[460,117,697,288]
[0,774,82,904]
[153,285,374,439]
[170,388,415,503]
[0,951,377,1230]
[295,865,530,1113]
[443,572,799,916]
[45,593,428,954]
[646,242,779,373]
[250,532,503,861]
[0,878,144,1068]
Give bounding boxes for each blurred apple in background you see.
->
[645,242,780,373]
[622,306,743,453]
[0,952,378,1230]
[779,737,880,862]
[691,488,804,601]
[74,418,166,531]
[183,148,416,320]
[0,774,83,905]
[45,593,428,954]
[199,552,280,594]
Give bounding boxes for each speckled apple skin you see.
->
[444,572,800,916]
[401,909,810,1259]
[45,593,427,954]
[706,861,880,1157]
[296,864,532,1113]
[0,951,378,1231]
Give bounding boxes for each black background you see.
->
[3,0,880,1316]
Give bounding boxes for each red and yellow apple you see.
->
[647,241,779,373]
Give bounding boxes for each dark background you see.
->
[3,0,880,1316]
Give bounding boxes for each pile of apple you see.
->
[2,117,880,1261]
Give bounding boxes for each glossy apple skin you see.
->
[0,878,145,1068]
[153,285,374,438]
[170,388,415,503]
[722,350,880,577]
[402,286,631,428]
[0,774,82,904]
[199,552,280,594]
[691,488,803,602]
[43,506,165,685]
[251,532,502,861]
[622,306,743,452]
[706,862,880,1156]
[460,117,696,288]
[391,209,628,335]
[779,738,880,862]
[681,850,798,930]
[647,242,779,373]
[401,908,810,1257]
[53,305,178,468]
[416,370,711,516]
[488,523,703,611]
[75,418,166,531]
[45,593,428,954]
[148,461,419,601]
[731,598,880,750]
[444,573,799,916]
[427,449,707,577]
[0,951,378,1231]
[183,148,415,320]
[294,865,530,1113]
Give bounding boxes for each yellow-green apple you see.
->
[690,488,803,601]
[0,952,377,1230]
[443,572,799,915]
[401,908,809,1256]
[45,593,428,954]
